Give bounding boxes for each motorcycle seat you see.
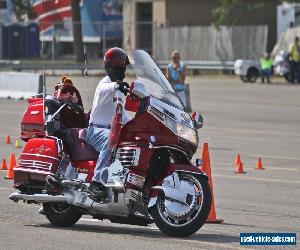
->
[68,128,99,161]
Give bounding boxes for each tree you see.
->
[213,0,266,26]
[212,0,300,26]
[13,0,36,21]
[71,0,84,62]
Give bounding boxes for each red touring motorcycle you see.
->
[9,50,211,237]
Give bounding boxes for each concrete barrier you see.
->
[0,72,42,99]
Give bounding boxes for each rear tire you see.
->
[284,74,293,83]
[43,203,82,227]
[151,174,211,237]
[240,75,249,83]
[247,67,259,83]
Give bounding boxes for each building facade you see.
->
[123,0,278,54]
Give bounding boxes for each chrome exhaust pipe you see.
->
[9,192,69,204]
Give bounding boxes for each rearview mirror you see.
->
[192,112,203,129]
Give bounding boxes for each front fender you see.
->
[167,163,208,180]
[148,163,208,210]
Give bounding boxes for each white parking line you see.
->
[212,161,300,172]
[214,174,300,185]
[246,153,300,161]
[0,187,14,191]
[205,126,300,138]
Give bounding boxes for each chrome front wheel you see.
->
[151,173,211,237]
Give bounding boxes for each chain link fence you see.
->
[0,20,136,62]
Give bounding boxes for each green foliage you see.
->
[13,0,36,21]
[212,0,264,26]
[279,0,300,2]
[213,0,300,26]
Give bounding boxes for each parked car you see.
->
[234,59,261,83]
[273,51,293,83]
[235,52,294,83]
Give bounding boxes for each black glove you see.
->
[117,81,130,96]
[66,101,83,114]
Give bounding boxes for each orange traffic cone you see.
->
[1,159,7,170]
[235,154,242,166]
[8,154,16,170]
[200,143,224,223]
[235,160,246,174]
[255,157,264,170]
[5,135,11,144]
[4,154,15,179]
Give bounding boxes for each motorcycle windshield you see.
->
[130,50,185,111]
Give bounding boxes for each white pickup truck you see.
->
[234,59,261,83]
[234,52,292,83]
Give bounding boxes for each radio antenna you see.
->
[43,64,46,97]
[83,45,90,105]
[83,45,88,77]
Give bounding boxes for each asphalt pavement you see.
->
[0,75,299,250]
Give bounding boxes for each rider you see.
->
[86,47,130,200]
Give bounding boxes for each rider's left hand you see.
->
[117,81,130,96]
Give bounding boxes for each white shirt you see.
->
[89,76,130,127]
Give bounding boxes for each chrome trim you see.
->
[152,172,188,206]
[148,197,157,209]
[46,103,66,123]
[155,173,205,227]
[126,172,145,188]
[163,109,176,119]
[9,192,68,203]
[57,138,64,153]
[14,167,51,175]
[133,149,141,166]
[21,153,59,161]
[18,159,52,170]
[148,106,165,121]
[116,147,141,167]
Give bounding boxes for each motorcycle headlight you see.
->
[165,116,198,145]
[177,123,198,145]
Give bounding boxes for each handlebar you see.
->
[66,101,84,113]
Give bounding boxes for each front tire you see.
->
[151,174,211,237]
[43,203,82,227]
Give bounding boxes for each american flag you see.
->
[33,0,74,32]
